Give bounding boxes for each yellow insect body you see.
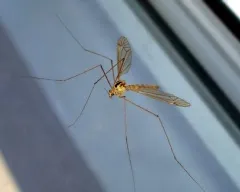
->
[109,80,190,107]
[109,80,160,98]
[126,84,159,91]
[109,80,127,97]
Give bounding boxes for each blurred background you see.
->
[0,0,240,192]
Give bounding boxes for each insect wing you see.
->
[117,36,132,78]
[131,87,190,107]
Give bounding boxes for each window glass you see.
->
[0,1,239,192]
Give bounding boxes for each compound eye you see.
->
[114,81,121,88]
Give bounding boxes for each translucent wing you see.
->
[128,85,191,107]
[116,36,132,79]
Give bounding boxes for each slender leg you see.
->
[123,98,136,192]
[20,59,124,129]
[56,14,116,81]
[20,64,113,87]
[19,58,124,86]
[20,62,119,128]
[114,58,125,85]
[67,81,95,128]
[121,97,206,192]
[66,61,121,128]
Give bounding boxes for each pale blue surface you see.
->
[0,0,238,192]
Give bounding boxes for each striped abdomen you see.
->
[125,84,159,91]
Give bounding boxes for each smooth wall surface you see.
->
[0,0,239,192]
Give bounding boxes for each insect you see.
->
[21,14,205,192]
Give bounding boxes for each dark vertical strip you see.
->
[136,1,240,131]
[203,0,240,41]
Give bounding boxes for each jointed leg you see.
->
[121,97,206,192]
[123,98,136,192]
[19,58,123,86]
[20,59,124,129]
[21,63,116,128]
[65,64,113,128]
[56,14,116,81]
[20,64,112,87]
[65,58,123,128]
[67,81,95,128]
[66,59,124,128]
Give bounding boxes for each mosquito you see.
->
[20,14,206,192]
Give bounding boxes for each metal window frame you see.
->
[204,0,240,41]
[130,0,240,140]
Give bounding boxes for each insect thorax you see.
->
[111,80,127,97]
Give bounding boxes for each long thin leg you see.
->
[121,97,206,192]
[20,63,118,128]
[67,63,116,128]
[56,14,116,82]
[67,81,95,128]
[20,64,113,88]
[114,57,125,85]
[20,60,124,129]
[123,98,136,192]
[95,58,124,84]
[19,58,124,86]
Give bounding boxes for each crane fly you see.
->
[20,14,206,192]
[109,37,190,107]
